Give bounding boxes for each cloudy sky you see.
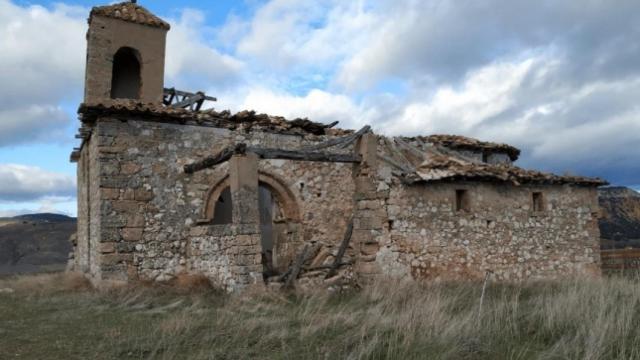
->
[1,0,639,217]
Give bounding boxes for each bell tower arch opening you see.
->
[110,47,142,100]
[84,2,169,103]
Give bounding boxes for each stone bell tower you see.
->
[84,1,170,104]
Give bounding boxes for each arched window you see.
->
[110,47,141,99]
[211,187,233,225]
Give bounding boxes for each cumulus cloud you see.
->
[229,87,369,129]
[0,0,86,146]
[1,0,637,200]
[222,0,640,185]
[0,2,248,147]
[0,164,76,202]
[335,0,640,90]
[165,9,244,90]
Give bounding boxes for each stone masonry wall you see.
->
[376,181,601,281]
[74,146,89,272]
[85,16,167,103]
[78,117,601,288]
[88,117,355,289]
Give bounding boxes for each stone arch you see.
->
[202,175,230,221]
[201,171,301,223]
[110,46,142,99]
[257,170,301,222]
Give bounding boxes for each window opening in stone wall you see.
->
[532,192,544,212]
[482,152,489,163]
[110,47,141,99]
[211,187,232,224]
[455,189,469,211]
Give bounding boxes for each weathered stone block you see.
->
[127,214,145,227]
[121,162,141,175]
[101,253,133,266]
[121,228,143,242]
[360,243,379,256]
[99,242,116,254]
[101,188,120,200]
[135,189,154,201]
[116,242,136,253]
[112,200,142,213]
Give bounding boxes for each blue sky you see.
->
[0,0,639,217]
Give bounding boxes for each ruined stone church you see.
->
[70,2,606,290]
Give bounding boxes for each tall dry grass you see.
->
[1,273,639,359]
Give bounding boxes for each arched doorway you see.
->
[200,172,302,280]
[259,183,299,277]
[110,47,141,99]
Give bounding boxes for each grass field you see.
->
[1,273,639,360]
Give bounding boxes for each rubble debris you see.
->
[377,136,607,186]
[77,100,349,136]
[411,134,521,161]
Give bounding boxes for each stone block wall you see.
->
[84,16,167,103]
[80,117,356,289]
[189,224,262,290]
[375,181,601,281]
[76,116,602,288]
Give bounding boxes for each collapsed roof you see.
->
[74,100,607,187]
[379,136,607,186]
[413,134,521,161]
[77,100,343,136]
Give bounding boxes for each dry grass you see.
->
[1,273,639,359]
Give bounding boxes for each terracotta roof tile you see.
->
[380,137,606,186]
[90,2,170,30]
[77,100,347,136]
[410,155,607,186]
[411,134,521,161]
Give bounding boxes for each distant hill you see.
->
[12,213,76,223]
[0,213,76,275]
[599,187,640,249]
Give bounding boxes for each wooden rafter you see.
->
[184,143,362,173]
[163,87,217,111]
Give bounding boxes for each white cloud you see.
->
[0,164,76,202]
[379,58,535,136]
[233,0,375,76]
[0,105,69,146]
[0,0,638,202]
[165,9,244,90]
[228,87,371,130]
[334,0,640,90]
[0,0,86,146]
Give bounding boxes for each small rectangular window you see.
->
[455,189,469,211]
[532,192,544,212]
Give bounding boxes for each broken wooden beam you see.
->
[326,121,339,128]
[249,147,361,163]
[326,219,354,279]
[377,154,414,173]
[163,87,217,111]
[285,244,310,289]
[303,261,352,272]
[183,143,247,173]
[303,125,371,151]
[184,143,361,173]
